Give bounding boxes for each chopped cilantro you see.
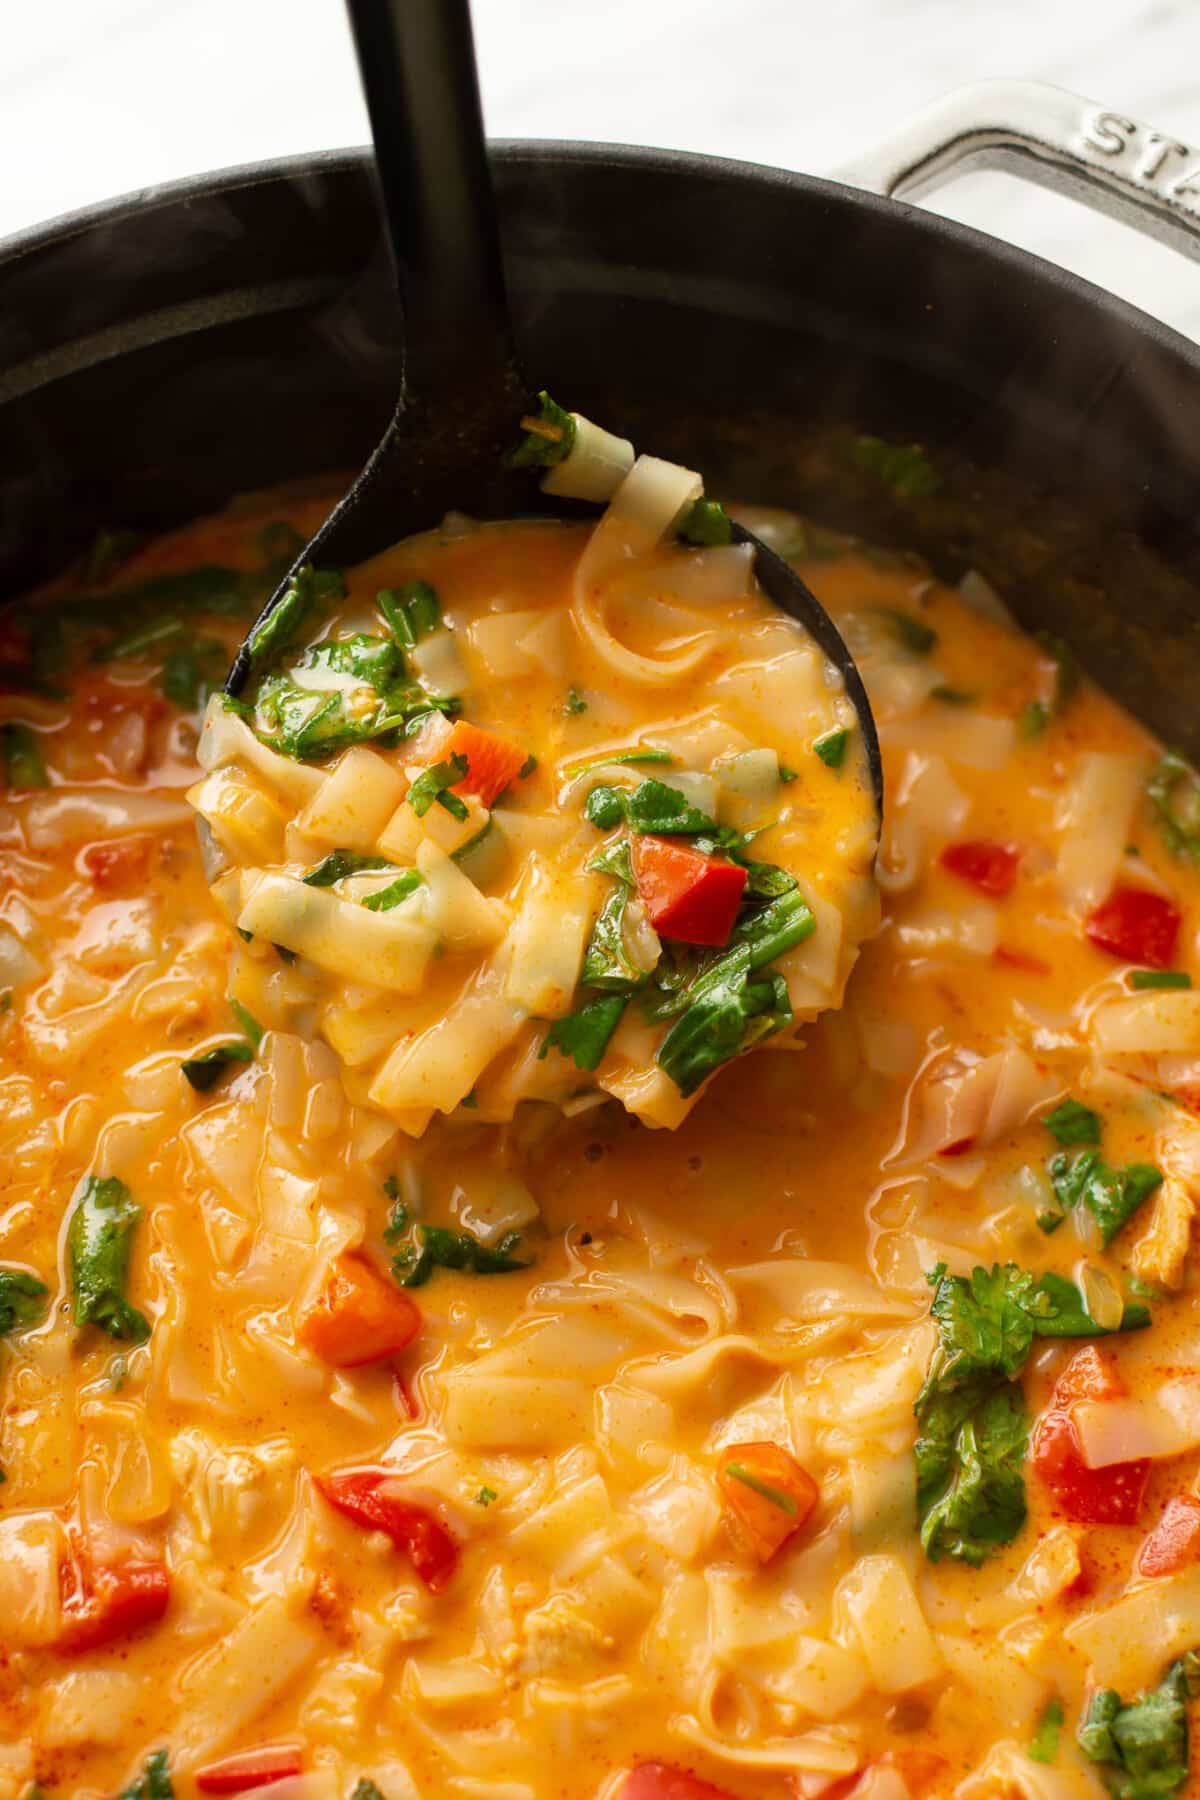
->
[814,727,849,769]
[1078,1657,1196,1800]
[1043,1149,1163,1245]
[2,722,48,789]
[584,777,717,836]
[476,1485,498,1507]
[117,1751,173,1800]
[303,850,397,887]
[349,1783,387,1800]
[562,747,672,778]
[778,765,799,784]
[362,871,424,912]
[656,950,792,1097]
[254,629,450,760]
[228,998,264,1049]
[180,1041,254,1092]
[1130,969,1192,991]
[392,1224,530,1289]
[563,686,588,716]
[1148,750,1200,861]
[1030,1697,1064,1764]
[1042,1097,1102,1146]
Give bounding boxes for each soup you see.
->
[2,448,1200,1800]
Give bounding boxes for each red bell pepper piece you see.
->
[296,1252,421,1368]
[1084,885,1181,969]
[1031,1346,1150,1527]
[1136,1494,1200,1579]
[56,1540,169,1654]
[315,1468,459,1592]
[619,1765,742,1800]
[940,839,1021,896]
[195,1745,304,1795]
[631,835,747,947]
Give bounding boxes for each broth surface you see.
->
[2,490,1200,1800]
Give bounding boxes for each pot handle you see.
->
[832,78,1200,261]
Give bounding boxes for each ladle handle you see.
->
[343,0,522,406]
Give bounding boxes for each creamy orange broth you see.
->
[1,492,1200,1800]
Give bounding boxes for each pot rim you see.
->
[2,136,1198,376]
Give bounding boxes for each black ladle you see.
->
[226,0,882,815]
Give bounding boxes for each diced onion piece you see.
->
[541,415,635,502]
[188,770,288,864]
[1075,1379,1200,1467]
[296,746,406,851]
[715,747,779,830]
[376,800,425,863]
[1055,751,1143,912]
[369,976,526,1116]
[505,858,599,1016]
[238,873,435,991]
[661,770,718,819]
[1092,990,1200,1055]
[1078,1262,1124,1332]
[409,629,468,697]
[196,694,323,804]
[414,839,508,952]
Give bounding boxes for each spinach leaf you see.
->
[504,391,575,468]
[1148,751,1200,862]
[117,1750,173,1800]
[1,723,48,789]
[245,564,346,678]
[67,1176,151,1343]
[541,992,629,1072]
[98,615,182,662]
[161,637,227,711]
[407,753,470,821]
[392,1224,531,1288]
[849,435,941,499]
[678,498,733,546]
[730,887,815,968]
[378,581,441,648]
[180,1042,253,1092]
[0,1267,47,1336]
[1078,1658,1195,1800]
[1043,1097,1102,1146]
[1044,1149,1163,1245]
[255,631,450,760]
[303,851,397,887]
[656,950,792,1097]
[814,727,849,768]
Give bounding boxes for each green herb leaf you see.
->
[1046,1149,1163,1246]
[67,1177,150,1344]
[392,1225,531,1289]
[408,753,470,821]
[117,1750,173,1800]
[180,1042,254,1092]
[245,564,346,678]
[678,498,733,546]
[1022,632,1080,737]
[2,723,48,789]
[563,747,673,779]
[1148,751,1200,862]
[849,436,941,499]
[563,686,588,716]
[724,1462,799,1513]
[361,871,424,912]
[930,685,978,705]
[303,851,397,887]
[254,629,450,760]
[656,949,792,1097]
[476,1486,497,1507]
[1078,1659,1192,1800]
[0,1267,47,1336]
[504,391,576,468]
[541,993,629,1072]
[877,607,937,654]
[1030,1698,1065,1765]
[98,615,183,662]
[814,727,849,769]
[584,777,718,837]
[228,997,264,1048]
[1043,1097,1102,1146]
[1130,969,1192,991]
[378,581,442,648]
[349,1782,387,1800]
[161,637,227,711]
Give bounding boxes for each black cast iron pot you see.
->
[2,78,1199,747]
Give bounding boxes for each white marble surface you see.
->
[3,0,1198,339]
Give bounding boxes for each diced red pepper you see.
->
[1136,1494,1200,1579]
[1084,885,1181,970]
[1031,1346,1150,1527]
[296,1253,421,1368]
[716,1440,818,1564]
[195,1745,304,1795]
[632,835,747,947]
[940,839,1021,896]
[436,720,531,808]
[315,1467,459,1592]
[619,1765,742,1800]
[56,1540,170,1654]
